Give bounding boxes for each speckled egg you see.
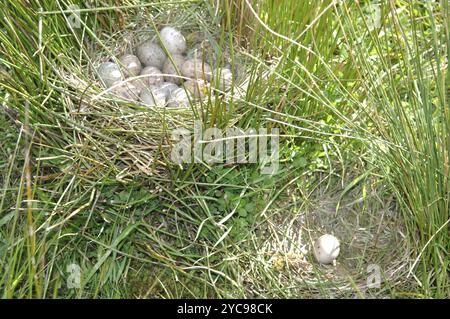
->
[160,27,187,55]
[167,87,190,108]
[140,66,164,86]
[111,82,141,101]
[127,77,147,93]
[136,41,167,69]
[181,58,212,81]
[313,234,340,264]
[119,54,142,77]
[140,88,166,107]
[162,54,186,84]
[157,82,179,98]
[97,62,123,88]
[184,79,209,100]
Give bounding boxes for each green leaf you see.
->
[244,202,256,213]
[293,156,308,168]
[238,207,247,217]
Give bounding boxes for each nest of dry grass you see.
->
[58,6,250,180]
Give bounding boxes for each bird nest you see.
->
[60,5,249,181]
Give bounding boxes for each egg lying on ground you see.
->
[140,66,164,86]
[313,234,340,264]
[97,62,123,88]
[181,58,212,81]
[162,54,186,84]
[160,26,187,55]
[136,41,167,69]
[119,54,142,77]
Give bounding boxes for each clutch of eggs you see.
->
[96,26,235,107]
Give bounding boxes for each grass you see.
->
[338,0,450,296]
[0,0,448,298]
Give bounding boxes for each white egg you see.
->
[160,26,187,54]
[157,82,179,98]
[313,234,340,264]
[162,54,186,84]
[136,41,167,69]
[140,66,164,86]
[140,88,166,107]
[97,62,123,88]
[212,68,233,92]
[184,79,209,100]
[119,54,142,77]
[181,58,212,81]
[167,87,189,108]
